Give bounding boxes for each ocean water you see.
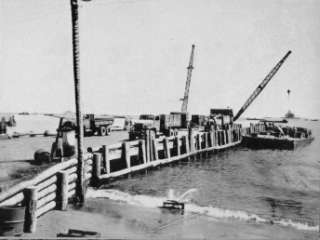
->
[87,119,320,236]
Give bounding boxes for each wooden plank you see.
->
[129,147,139,157]
[38,184,57,199]
[37,192,56,209]
[23,186,38,233]
[36,175,57,192]
[36,201,56,218]
[0,192,24,207]
[129,140,140,147]
[108,149,122,161]
[107,142,122,149]
[0,159,77,204]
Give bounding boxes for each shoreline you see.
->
[25,198,316,239]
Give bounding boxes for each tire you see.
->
[106,126,111,136]
[99,126,107,136]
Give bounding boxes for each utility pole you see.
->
[70,0,85,204]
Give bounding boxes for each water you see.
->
[85,119,319,236]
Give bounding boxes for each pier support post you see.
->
[123,142,131,170]
[175,136,181,156]
[223,131,227,145]
[152,138,159,161]
[145,130,150,163]
[24,186,38,233]
[92,153,101,185]
[57,171,68,211]
[196,134,201,150]
[163,138,171,159]
[210,131,214,147]
[102,145,109,174]
[139,140,147,164]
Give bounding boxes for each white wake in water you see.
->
[86,188,319,232]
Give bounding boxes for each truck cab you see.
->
[209,109,234,129]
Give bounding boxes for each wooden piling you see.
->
[175,136,181,156]
[92,153,101,185]
[139,140,147,164]
[24,186,38,233]
[57,171,68,211]
[123,142,131,169]
[196,134,200,150]
[204,132,209,149]
[184,135,190,154]
[210,131,214,147]
[145,131,150,163]
[102,145,108,173]
[163,138,171,159]
[152,138,159,161]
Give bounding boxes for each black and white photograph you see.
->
[0,0,319,239]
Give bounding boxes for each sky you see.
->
[1,0,320,118]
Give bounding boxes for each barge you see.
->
[242,122,314,150]
[242,134,314,150]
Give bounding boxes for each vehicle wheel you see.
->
[106,127,111,136]
[99,126,107,136]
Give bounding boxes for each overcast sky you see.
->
[1,0,320,118]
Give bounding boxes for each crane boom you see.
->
[233,50,292,121]
[181,44,195,113]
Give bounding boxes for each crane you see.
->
[233,50,292,121]
[180,44,195,113]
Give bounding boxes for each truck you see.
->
[111,116,131,131]
[83,114,114,136]
[159,112,188,135]
[129,112,188,140]
[191,114,208,128]
[209,109,234,129]
[129,114,160,140]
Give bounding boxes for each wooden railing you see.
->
[0,125,242,234]
[0,153,93,233]
[89,125,242,181]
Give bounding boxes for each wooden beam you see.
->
[57,171,68,211]
[23,186,38,233]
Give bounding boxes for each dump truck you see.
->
[82,114,114,136]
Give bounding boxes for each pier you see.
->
[0,125,241,234]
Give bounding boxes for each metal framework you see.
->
[233,50,292,121]
[181,44,195,113]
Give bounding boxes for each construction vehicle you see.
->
[34,114,113,164]
[180,44,195,114]
[129,112,188,140]
[191,114,208,129]
[159,112,188,135]
[82,114,114,136]
[129,114,160,140]
[233,50,292,121]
